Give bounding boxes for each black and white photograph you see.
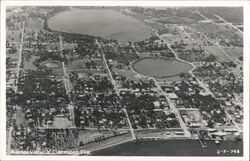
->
[0,0,249,160]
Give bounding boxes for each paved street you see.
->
[7,126,13,154]
[95,39,136,140]
[60,36,75,127]
[212,13,243,34]
[176,26,241,131]
[14,21,25,93]
[151,77,191,137]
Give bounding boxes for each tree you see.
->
[207,119,214,128]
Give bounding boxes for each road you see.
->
[215,41,240,65]
[178,108,200,111]
[192,10,209,20]
[212,13,243,34]
[59,35,73,95]
[155,31,196,72]
[14,21,25,93]
[62,62,73,95]
[191,10,242,65]
[157,30,213,96]
[131,42,140,57]
[177,26,241,130]
[95,39,136,140]
[7,126,13,154]
[191,10,242,35]
[151,77,191,137]
[186,24,240,65]
[59,35,75,127]
[88,138,135,152]
[156,28,242,133]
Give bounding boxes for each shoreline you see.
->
[131,57,193,79]
[46,8,152,43]
[35,7,243,156]
[92,139,243,156]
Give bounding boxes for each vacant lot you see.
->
[223,47,243,63]
[25,18,43,30]
[210,8,243,24]
[113,67,140,81]
[67,59,86,70]
[7,30,21,42]
[53,117,71,128]
[15,109,25,128]
[40,59,64,76]
[204,46,231,62]
[200,11,218,20]
[23,55,39,71]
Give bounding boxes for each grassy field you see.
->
[23,55,39,71]
[155,76,183,82]
[67,59,86,70]
[7,30,21,42]
[204,46,231,62]
[113,67,140,81]
[52,117,71,128]
[161,25,196,46]
[200,11,218,20]
[223,47,243,63]
[191,23,240,40]
[25,18,43,30]
[210,7,243,24]
[67,59,104,70]
[15,108,25,128]
[40,59,63,74]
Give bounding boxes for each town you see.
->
[6,6,243,155]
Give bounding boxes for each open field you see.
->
[7,30,22,42]
[209,8,243,24]
[67,59,86,70]
[23,55,39,70]
[204,46,232,62]
[25,18,43,30]
[52,117,72,128]
[40,59,63,74]
[223,47,243,63]
[113,68,140,81]
[199,11,218,20]
[15,109,26,128]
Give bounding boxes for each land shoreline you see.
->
[131,57,193,79]
[46,8,152,42]
[92,139,243,156]
[37,7,243,156]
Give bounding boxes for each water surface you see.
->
[48,9,151,42]
[133,58,193,78]
[93,140,243,156]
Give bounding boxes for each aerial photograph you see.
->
[5,6,244,156]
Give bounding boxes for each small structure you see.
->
[153,101,160,108]
[169,93,178,100]
[189,122,201,128]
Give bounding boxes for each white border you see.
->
[0,1,249,161]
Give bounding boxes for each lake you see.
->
[93,140,243,156]
[133,58,193,78]
[48,9,151,42]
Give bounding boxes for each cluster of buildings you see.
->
[6,6,244,154]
